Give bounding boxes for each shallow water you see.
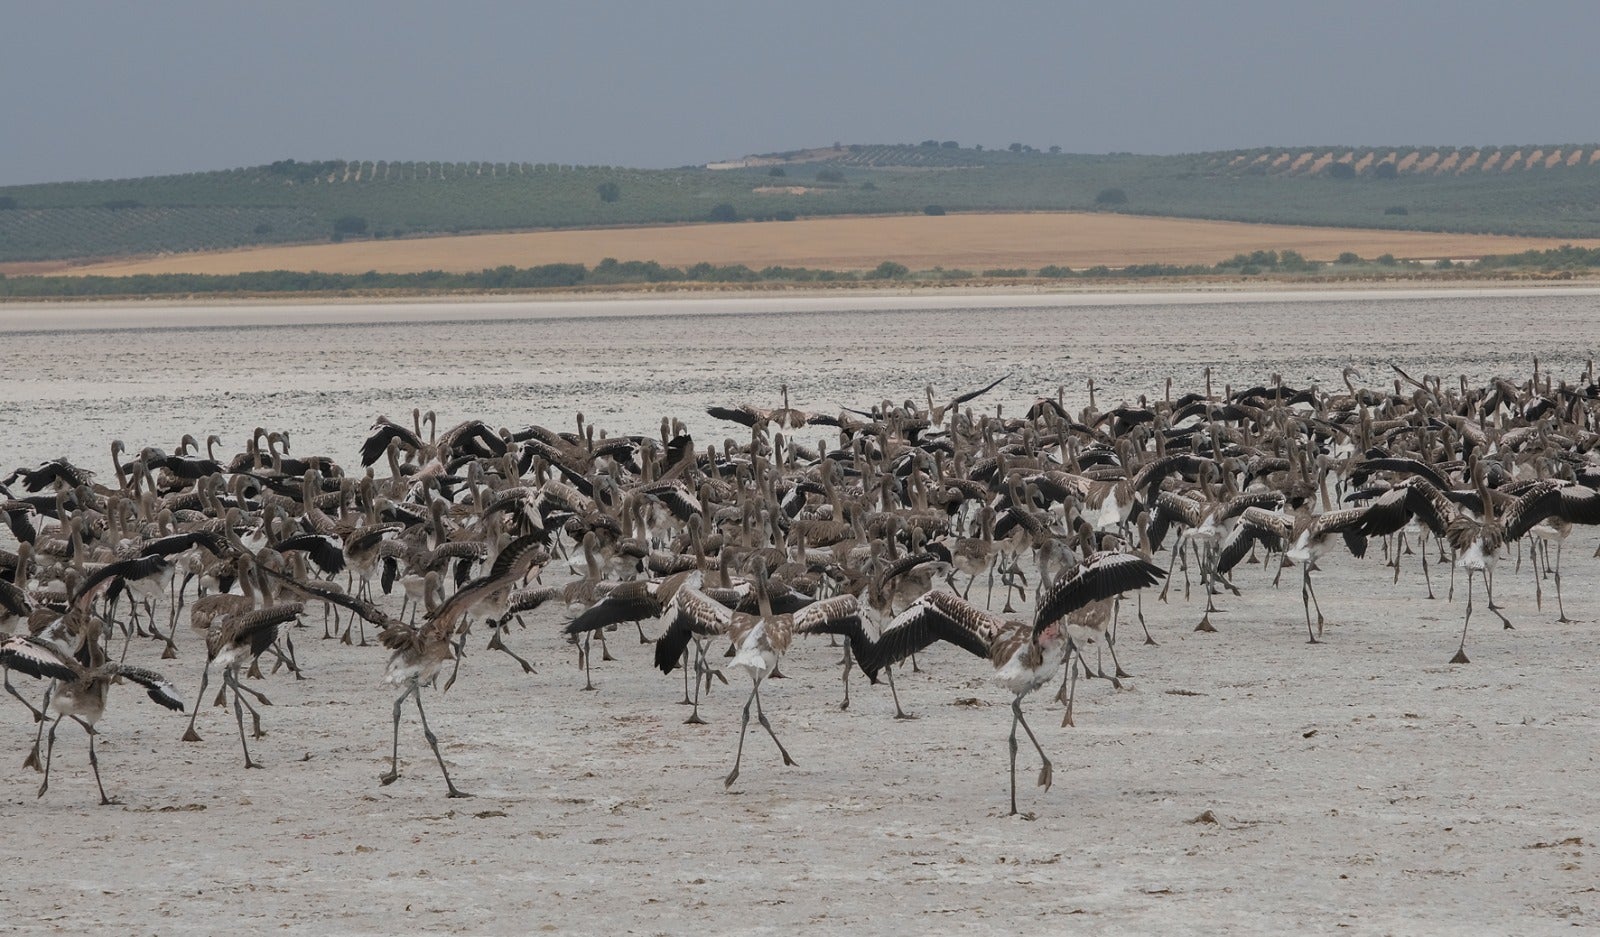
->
[3,287,1597,472]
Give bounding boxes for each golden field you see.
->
[34,212,1600,277]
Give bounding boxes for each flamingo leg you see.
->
[753,683,796,766]
[413,682,470,798]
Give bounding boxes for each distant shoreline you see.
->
[7,280,1600,332]
[2,269,1599,308]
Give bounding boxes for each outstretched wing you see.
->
[867,591,1003,679]
[1034,552,1165,639]
[0,633,79,682]
[653,585,735,674]
[112,665,185,712]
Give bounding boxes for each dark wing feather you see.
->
[360,421,423,467]
[1033,552,1165,639]
[949,373,1011,407]
[868,591,998,678]
[274,533,347,576]
[1216,508,1288,575]
[112,665,185,711]
[73,555,169,608]
[0,634,79,682]
[564,582,663,635]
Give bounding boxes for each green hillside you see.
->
[4,143,1600,263]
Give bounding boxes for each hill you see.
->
[3,143,1600,263]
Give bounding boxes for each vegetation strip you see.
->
[3,247,1599,299]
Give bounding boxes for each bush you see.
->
[707,202,738,222]
[1435,258,1454,269]
[1384,205,1409,215]
[1095,187,1128,206]
[767,167,786,177]
[816,169,845,183]
[1376,253,1398,266]
[332,215,368,235]
[0,196,17,210]
[1326,162,1356,179]
[1038,265,1074,278]
[1335,252,1361,264]
[1372,161,1398,179]
[923,205,946,216]
[866,260,909,280]
[252,223,273,235]
[773,210,796,222]
[102,199,143,210]
[983,268,1028,277]
[596,181,620,202]
[860,181,877,191]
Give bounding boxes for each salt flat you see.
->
[2,287,1599,935]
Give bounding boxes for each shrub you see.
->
[816,169,845,183]
[0,196,17,210]
[773,210,796,222]
[923,205,946,216]
[1384,205,1409,215]
[1038,265,1074,278]
[1335,252,1361,264]
[866,260,909,279]
[332,215,368,235]
[767,167,786,177]
[596,181,620,202]
[860,181,877,191]
[1372,161,1398,179]
[1376,253,1398,266]
[1326,162,1356,179]
[1095,187,1128,206]
[707,202,738,222]
[983,268,1028,277]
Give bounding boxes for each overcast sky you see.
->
[5,0,1599,186]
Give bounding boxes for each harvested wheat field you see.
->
[51,212,1600,277]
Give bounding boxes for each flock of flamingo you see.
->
[3,362,1599,816]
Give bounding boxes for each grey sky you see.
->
[5,0,1599,186]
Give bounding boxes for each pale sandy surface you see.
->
[32,212,1600,277]
[2,288,1600,935]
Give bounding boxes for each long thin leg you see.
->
[1301,566,1319,644]
[379,681,415,785]
[1059,655,1080,728]
[82,718,117,805]
[183,664,211,741]
[414,685,470,798]
[839,641,852,711]
[22,683,52,771]
[4,670,46,722]
[1451,570,1474,664]
[725,682,758,789]
[1014,698,1052,792]
[1555,541,1571,623]
[884,664,914,719]
[753,684,796,766]
[225,669,263,769]
[1485,569,1512,629]
[580,634,596,691]
[486,623,536,674]
[1008,704,1020,815]
[685,640,709,725]
[37,714,63,798]
[1136,590,1157,645]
